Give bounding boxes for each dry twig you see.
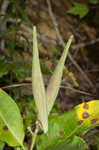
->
[72,38,99,50]
[9,19,99,51]
[1,82,92,96]
[46,0,94,88]
[0,0,9,51]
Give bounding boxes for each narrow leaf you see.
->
[46,36,73,114]
[0,89,24,147]
[32,26,48,133]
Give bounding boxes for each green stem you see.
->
[30,126,39,150]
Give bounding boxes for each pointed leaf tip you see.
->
[32,26,48,133]
[46,36,73,114]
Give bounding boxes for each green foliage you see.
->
[43,136,87,150]
[68,0,99,18]
[0,0,32,86]
[68,2,89,18]
[8,39,17,56]
[1,26,99,150]
[0,141,5,150]
[51,101,60,113]
[9,0,30,23]
[40,63,51,75]
[0,29,12,38]
[0,89,24,147]
[0,52,31,82]
[17,96,37,130]
[37,100,99,150]
[88,0,99,4]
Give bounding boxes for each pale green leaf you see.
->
[0,89,24,148]
[32,26,48,133]
[46,36,73,114]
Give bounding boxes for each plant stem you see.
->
[30,126,39,150]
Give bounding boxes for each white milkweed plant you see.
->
[32,27,99,150]
[0,26,99,150]
[32,26,73,133]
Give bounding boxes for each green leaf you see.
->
[40,63,51,75]
[0,89,24,148]
[44,136,87,150]
[0,64,10,78]
[88,0,99,4]
[0,54,5,62]
[46,36,73,115]
[37,100,99,150]
[68,2,89,18]
[0,141,5,150]
[32,26,48,133]
[17,96,37,130]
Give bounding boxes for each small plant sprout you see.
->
[32,25,73,139]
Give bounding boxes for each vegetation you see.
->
[68,0,99,18]
[0,27,99,150]
[0,0,99,150]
